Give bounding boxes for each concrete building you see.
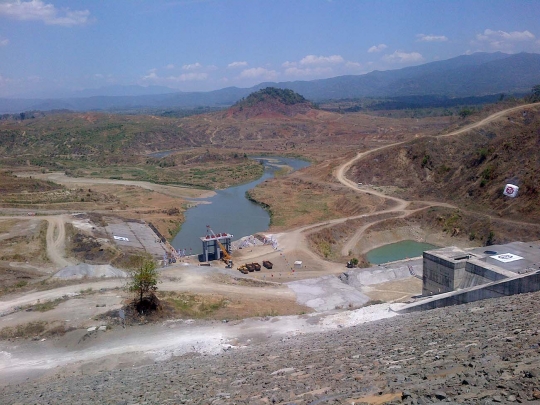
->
[423,242,540,296]
[400,241,540,313]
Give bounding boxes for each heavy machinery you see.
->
[216,239,232,267]
[207,225,233,268]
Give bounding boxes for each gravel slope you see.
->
[3,290,540,404]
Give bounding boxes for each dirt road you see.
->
[15,172,214,199]
[334,103,539,257]
[45,216,73,269]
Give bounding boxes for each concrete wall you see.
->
[341,263,422,288]
[422,251,467,295]
[400,271,540,313]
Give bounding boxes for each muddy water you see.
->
[171,157,310,254]
[365,240,437,264]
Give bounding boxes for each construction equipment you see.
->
[206,225,233,267]
[216,239,233,266]
[237,264,248,274]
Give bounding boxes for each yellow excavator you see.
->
[217,239,233,268]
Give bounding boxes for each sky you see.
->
[0,0,539,98]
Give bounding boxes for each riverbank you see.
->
[171,156,310,254]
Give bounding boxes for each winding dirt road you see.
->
[334,102,539,256]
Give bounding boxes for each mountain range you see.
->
[1,52,539,114]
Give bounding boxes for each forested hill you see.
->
[226,87,314,119]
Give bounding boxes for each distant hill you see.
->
[1,52,539,113]
[226,87,314,119]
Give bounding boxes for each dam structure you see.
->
[400,241,540,312]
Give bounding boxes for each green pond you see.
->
[365,240,437,265]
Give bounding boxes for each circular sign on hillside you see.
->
[503,184,519,198]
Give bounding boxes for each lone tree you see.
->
[127,254,160,313]
[531,84,540,103]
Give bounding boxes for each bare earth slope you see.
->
[349,103,540,222]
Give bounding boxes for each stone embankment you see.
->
[4,291,540,404]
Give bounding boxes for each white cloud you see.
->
[477,29,535,42]
[368,44,388,53]
[345,61,362,68]
[228,61,248,68]
[182,62,202,71]
[473,29,536,51]
[0,0,91,26]
[165,64,175,70]
[282,60,296,68]
[173,72,207,81]
[284,66,333,77]
[142,71,208,84]
[143,71,158,81]
[417,34,448,42]
[383,51,424,64]
[299,54,344,65]
[239,67,277,80]
[0,38,8,46]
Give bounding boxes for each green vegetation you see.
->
[0,321,70,340]
[458,107,475,118]
[160,292,228,318]
[237,87,310,107]
[127,255,159,308]
[421,154,432,169]
[531,84,540,103]
[0,321,47,340]
[27,297,66,312]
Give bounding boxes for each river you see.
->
[171,157,310,254]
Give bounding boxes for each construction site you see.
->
[1,99,540,404]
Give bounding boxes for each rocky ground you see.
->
[3,291,540,404]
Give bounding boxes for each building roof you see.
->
[468,241,540,274]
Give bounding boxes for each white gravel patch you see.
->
[54,264,127,279]
[319,303,398,329]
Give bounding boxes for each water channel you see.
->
[365,240,437,265]
[171,157,310,254]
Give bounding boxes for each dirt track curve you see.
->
[335,102,539,257]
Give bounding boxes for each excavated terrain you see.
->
[4,291,540,404]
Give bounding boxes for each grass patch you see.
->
[26,297,67,312]
[159,292,228,318]
[0,321,72,340]
[0,321,47,340]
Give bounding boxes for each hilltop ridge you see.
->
[226,87,314,119]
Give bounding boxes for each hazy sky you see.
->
[0,0,539,97]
